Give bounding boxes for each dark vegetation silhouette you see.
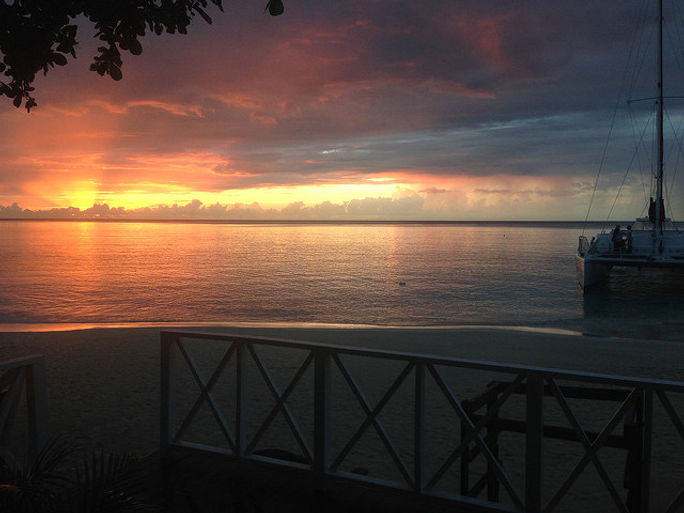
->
[0,436,155,512]
[0,0,285,112]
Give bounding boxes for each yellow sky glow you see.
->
[33,181,406,211]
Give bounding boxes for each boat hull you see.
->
[575,254,610,289]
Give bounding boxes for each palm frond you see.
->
[67,446,156,512]
[1,436,157,512]
[0,435,78,513]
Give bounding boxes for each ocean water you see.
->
[1,220,683,328]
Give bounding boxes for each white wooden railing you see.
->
[160,330,684,513]
[0,355,47,457]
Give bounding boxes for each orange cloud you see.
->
[127,101,204,117]
[211,93,263,110]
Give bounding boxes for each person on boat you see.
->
[625,225,633,253]
[648,197,665,230]
[649,197,656,224]
[611,225,623,252]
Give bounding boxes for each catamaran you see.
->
[576,0,684,289]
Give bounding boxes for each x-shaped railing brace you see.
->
[174,340,236,452]
[330,355,415,488]
[545,382,638,513]
[245,346,313,463]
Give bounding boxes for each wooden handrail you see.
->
[160,330,684,513]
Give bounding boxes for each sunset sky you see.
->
[1,0,683,221]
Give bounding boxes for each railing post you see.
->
[25,356,47,457]
[414,361,425,493]
[160,332,176,458]
[640,387,653,513]
[460,399,471,496]
[624,389,644,513]
[235,341,246,457]
[313,349,330,478]
[525,373,544,513]
[487,390,500,502]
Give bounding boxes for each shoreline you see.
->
[0,321,585,336]
[1,317,682,342]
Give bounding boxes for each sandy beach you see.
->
[1,324,683,512]
[1,324,683,452]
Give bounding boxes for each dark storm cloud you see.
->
[3,0,683,220]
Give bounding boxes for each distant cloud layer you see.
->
[1,198,429,221]
[1,0,683,220]
[0,173,658,222]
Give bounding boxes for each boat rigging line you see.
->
[582,0,649,235]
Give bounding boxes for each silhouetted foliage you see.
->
[0,436,155,512]
[0,0,284,112]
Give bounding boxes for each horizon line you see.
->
[0,217,620,225]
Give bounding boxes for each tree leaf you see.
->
[56,41,74,54]
[195,5,213,24]
[266,0,284,16]
[52,53,68,66]
[129,38,142,55]
[109,65,122,81]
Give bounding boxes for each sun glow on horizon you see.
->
[15,180,412,212]
[0,170,608,222]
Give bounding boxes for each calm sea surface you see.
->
[1,220,683,328]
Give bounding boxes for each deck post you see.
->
[235,340,246,457]
[487,389,500,501]
[313,348,330,478]
[525,373,544,513]
[414,362,425,493]
[624,389,644,513]
[160,332,176,459]
[641,388,653,513]
[460,400,471,496]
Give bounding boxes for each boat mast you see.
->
[655,0,664,238]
